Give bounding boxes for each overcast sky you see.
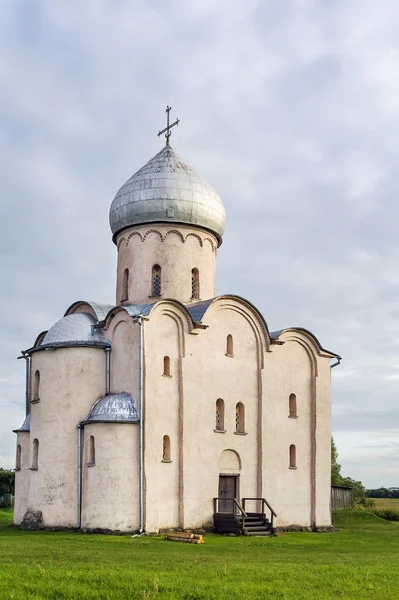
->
[1,0,398,489]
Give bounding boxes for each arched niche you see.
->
[218,449,241,473]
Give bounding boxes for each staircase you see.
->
[213,497,277,536]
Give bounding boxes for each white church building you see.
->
[13,111,340,534]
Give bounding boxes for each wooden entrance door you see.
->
[218,475,238,513]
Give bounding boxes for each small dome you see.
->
[109,145,226,244]
[13,413,30,433]
[40,313,110,350]
[82,392,139,424]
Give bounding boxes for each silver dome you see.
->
[82,392,139,424]
[40,313,110,350]
[13,413,31,433]
[109,146,226,244]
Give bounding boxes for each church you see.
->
[13,109,340,534]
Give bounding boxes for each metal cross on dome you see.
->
[157,106,180,146]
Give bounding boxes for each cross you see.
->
[157,106,180,146]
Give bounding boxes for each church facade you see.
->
[13,121,340,533]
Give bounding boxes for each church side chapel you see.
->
[13,108,340,535]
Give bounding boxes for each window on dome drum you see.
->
[31,439,39,470]
[289,444,297,468]
[235,402,245,433]
[32,370,40,403]
[215,398,225,431]
[152,265,162,297]
[162,435,171,462]
[88,435,95,466]
[191,268,200,299]
[163,356,171,377]
[16,444,21,471]
[226,334,233,357]
[121,268,129,302]
[289,394,297,418]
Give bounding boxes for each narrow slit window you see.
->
[162,435,171,461]
[163,356,171,376]
[152,265,162,297]
[32,439,39,470]
[191,268,200,299]
[121,268,129,301]
[215,398,225,431]
[226,334,233,356]
[289,394,297,418]
[16,444,21,471]
[88,435,95,466]
[32,370,40,402]
[236,402,245,433]
[289,444,296,468]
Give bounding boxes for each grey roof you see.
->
[38,313,110,350]
[82,392,139,424]
[13,413,30,433]
[64,301,115,321]
[109,145,226,244]
[270,328,341,358]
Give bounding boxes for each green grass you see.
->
[371,497,399,510]
[1,509,399,599]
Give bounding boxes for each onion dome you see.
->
[81,392,139,424]
[38,313,110,350]
[13,413,31,433]
[109,145,226,245]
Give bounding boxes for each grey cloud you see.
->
[1,1,399,484]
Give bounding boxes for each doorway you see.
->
[218,475,239,513]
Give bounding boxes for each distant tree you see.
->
[331,438,370,508]
[0,469,15,496]
[331,437,342,485]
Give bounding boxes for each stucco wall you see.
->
[115,224,217,305]
[27,347,106,527]
[13,432,30,524]
[81,422,140,531]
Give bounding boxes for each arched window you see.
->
[163,356,171,376]
[152,265,162,297]
[215,398,225,431]
[236,402,245,433]
[88,435,95,466]
[191,268,200,299]
[162,435,171,461]
[32,439,39,470]
[16,444,21,471]
[226,334,233,356]
[121,268,129,302]
[289,444,296,468]
[289,394,297,418]
[32,370,40,402]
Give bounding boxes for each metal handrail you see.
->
[242,497,277,530]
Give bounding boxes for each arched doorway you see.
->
[217,450,241,513]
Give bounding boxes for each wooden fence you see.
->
[331,485,352,510]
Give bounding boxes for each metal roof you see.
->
[109,145,226,244]
[64,301,115,321]
[81,392,139,424]
[13,413,30,433]
[38,313,110,351]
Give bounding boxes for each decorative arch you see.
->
[143,229,164,242]
[185,232,203,247]
[164,229,185,243]
[218,449,241,473]
[117,236,126,250]
[203,237,216,252]
[126,231,144,245]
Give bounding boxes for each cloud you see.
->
[0,0,398,487]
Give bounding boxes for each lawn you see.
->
[1,509,399,599]
[371,497,399,510]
